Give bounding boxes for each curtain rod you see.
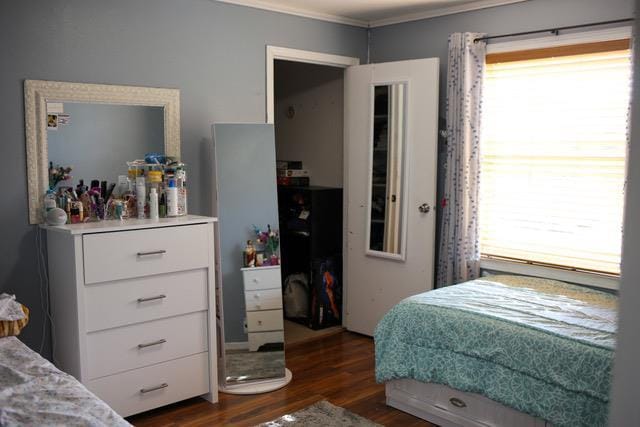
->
[473,18,633,43]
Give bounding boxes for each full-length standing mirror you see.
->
[24,80,180,224]
[212,123,291,393]
[367,82,408,259]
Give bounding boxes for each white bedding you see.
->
[0,336,130,427]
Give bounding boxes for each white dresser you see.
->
[241,266,284,352]
[43,215,218,417]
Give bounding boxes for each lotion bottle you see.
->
[166,179,178,217]
[149,188,159,220]
[136,176,146,219]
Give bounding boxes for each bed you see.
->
[0,336,130,426]
[374,275,617,427]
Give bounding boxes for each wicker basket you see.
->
[0,304,30,337]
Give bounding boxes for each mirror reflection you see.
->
[212,123,287,387]
[369,83,406,255]
[47,102,165,187]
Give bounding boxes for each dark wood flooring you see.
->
[127,331,434,426]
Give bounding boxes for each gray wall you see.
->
[0,0,367,357]
[609,1,640,424]
[274,60,344,188]
[212,123,280,343]
[48,103,164,186]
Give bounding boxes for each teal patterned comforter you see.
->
[374,275,617,427]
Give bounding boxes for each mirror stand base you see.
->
[219,368,292,395]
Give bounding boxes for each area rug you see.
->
[257,400,382,427]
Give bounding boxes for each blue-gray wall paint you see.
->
[609,1,640,424]
[0,0,367,357]
[48,103,164,186]
[370,0,634,111]
[212,123,280,343]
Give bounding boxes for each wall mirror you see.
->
[366,82,408,260]
[24,80,180,224]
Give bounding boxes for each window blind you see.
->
[479,44,631,275]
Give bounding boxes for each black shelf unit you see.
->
[277,185,343,329]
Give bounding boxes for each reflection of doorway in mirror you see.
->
[369,83,406,255]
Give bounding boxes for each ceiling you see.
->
[216,0,528,27]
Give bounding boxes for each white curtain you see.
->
[436,32,486,287]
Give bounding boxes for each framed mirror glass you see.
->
[212,123,287,388]
[366,82,408,260]
[24,80,180,224]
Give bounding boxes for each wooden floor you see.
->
[128,331,433,426]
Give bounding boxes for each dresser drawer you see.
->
[242,267,281,291]
[248,331,284,352]
[244,288,282,311]
[247,309,283,332]
[87,352,209,417]
[84,269,208,332]
[83,224,210,284]
[86,310,208,379]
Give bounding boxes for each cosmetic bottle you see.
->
[159,191,167,218]
[136,176,146,219]
[166,179,178,217]
[176,167,187,216]
[149,188,159,220]
[43,190,57,212]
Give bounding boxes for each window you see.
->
[479,39,632,276]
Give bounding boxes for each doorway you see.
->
[268,47,358,346]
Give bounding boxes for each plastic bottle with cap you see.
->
[166,179,178,217]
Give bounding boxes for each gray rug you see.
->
[257,400,382,427]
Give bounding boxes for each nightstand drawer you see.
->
[248,331,284,351]
[83,224,209,284]
[84,268,208,332]
[247,309,283,332]
[244,288,282,311]
[242,267,281,291]
[86,310,208,379]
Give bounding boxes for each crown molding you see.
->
[215,0,529,28]
[369,0,529,28]
[215,0,369,27]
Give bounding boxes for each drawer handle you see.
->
[254,294,260,299]
[137,294,167,303]
[137,250,167,257]
[257,320,263,325]
[256,304,261,310]
[253,278,260,283]
[140,383,168,394]
[449,397,467,408]
[138,338,167,349]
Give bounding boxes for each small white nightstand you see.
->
[241,265,284,351]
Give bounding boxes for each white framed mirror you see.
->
[24,80,180,224]
[365,82,409,261]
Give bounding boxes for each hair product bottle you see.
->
[149,188,159,220]
[166,179,178,217]
[136,176,146,219]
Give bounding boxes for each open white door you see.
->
[344,58,439,336]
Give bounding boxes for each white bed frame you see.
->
[386,379,549,427]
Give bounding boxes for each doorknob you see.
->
[418,203,430,213]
